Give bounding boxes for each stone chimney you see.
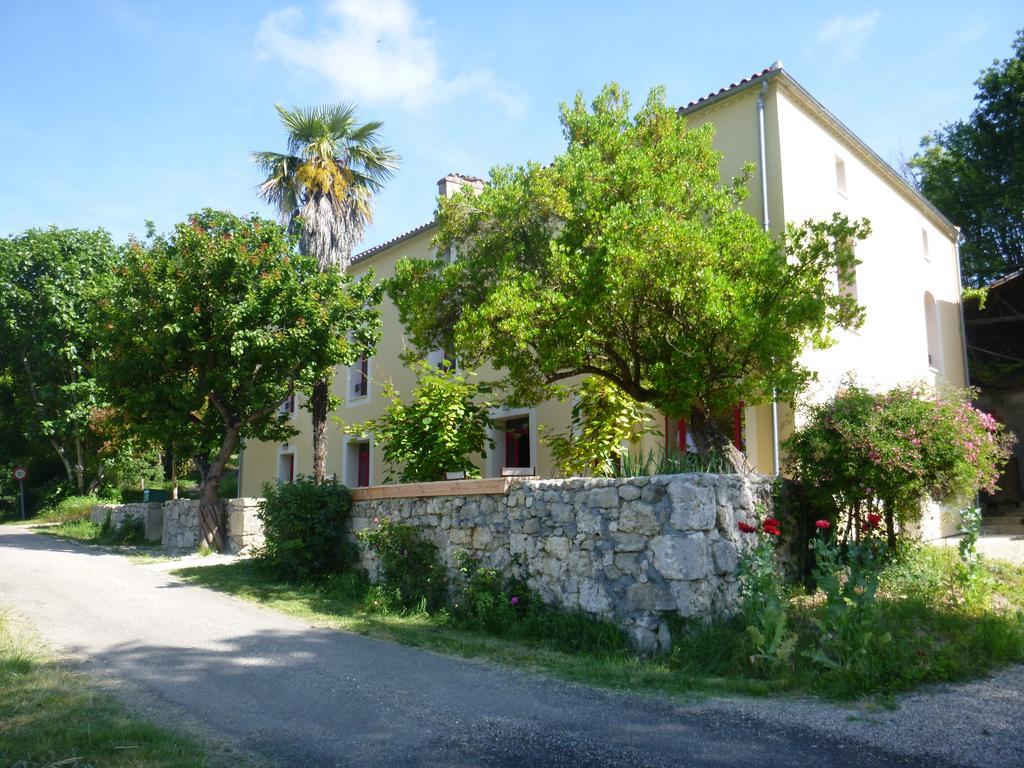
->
[437,172,485,199]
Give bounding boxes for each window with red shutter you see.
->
[357,443,370,487]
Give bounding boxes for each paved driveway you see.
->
[1,526,1020,768]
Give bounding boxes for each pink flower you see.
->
[815,520,831,530]
[510,596,519,606]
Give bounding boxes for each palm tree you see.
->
[254,103,399,484]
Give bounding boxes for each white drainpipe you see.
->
[953,228,970,387]
[757,78,781,476]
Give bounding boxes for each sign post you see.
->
[12,467,27,520]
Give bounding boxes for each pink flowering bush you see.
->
[785,381,1015,550]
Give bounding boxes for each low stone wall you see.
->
[226,498,264,552]
[91,497,263,553]
[350,473,772,651]
[91,502,164,542]
[161,499,202,550]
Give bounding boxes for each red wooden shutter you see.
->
[357,443,370,487]
[505,426,517,467]
[677,419,687,452]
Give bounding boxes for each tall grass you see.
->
[617,447,728,476]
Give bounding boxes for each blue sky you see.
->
[0,1,1019,251]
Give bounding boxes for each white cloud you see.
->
[817,10,881,60]
[255,0,524,116]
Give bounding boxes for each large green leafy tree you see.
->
[98,210,381,549]
[390,84,868,470]
[0,227,118,493]
[911,30,1024,286]
[254,103,399,484]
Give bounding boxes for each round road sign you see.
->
[12,466,27,482]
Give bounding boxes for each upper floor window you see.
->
[835,156,848,197]
[921,228,930,262]
[279,393,295,416]
[924,291,941,371]
[349,355,369,399]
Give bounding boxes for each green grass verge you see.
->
[36,519,168,562]
[1,494,100,526]
[0,612,227,767]
[175,546,1024,702]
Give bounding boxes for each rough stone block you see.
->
[617,501,660,535]
[650,535,709,581]
[579,580,612,614]
[589,487,620,509]
[626,582,675,612]
[618,483,642,501]
[671,580,712,617]
[711,539,739,575]
[668,480,717,531]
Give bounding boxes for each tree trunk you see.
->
[198,430,238,552]
[688,407,752,475]
[170,449,178,500]
[74,438,85,494]
[311,378,329,485]
[883,498,897,552]
[51,438,75,486]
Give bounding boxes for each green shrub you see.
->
[257,477,356,582]
[451,551,530,632]
[806,518,889,673]
[37,494,100,524]
[734,507,797,671]
[785,380,1016,550]
[545,377,653,477]
[358,518,448,610]
[346,361,494,483]
[109,515,146,545]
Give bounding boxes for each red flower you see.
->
[763,517,780,528]
[738,521,757,533]
[815,519,831,530]
[763,526,781,537]
[866,513,882,529]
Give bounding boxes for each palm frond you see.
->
[255,101,401,266]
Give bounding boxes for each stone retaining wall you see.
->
[350,473,773,651]
[91,502,163,542]
[91,497,263,553]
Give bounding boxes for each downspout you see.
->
[953,228,971,388]
[757,77,781,476]
[236,442,244,499]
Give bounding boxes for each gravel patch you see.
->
[708,664,1024,768]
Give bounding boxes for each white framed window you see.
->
[835,156,847,198]
[426,347,457,372]
[487,407,538,477]
[279,392,296,417]
[924,291,942,371]
[838,265,857,301]
[921,228,930,262]
[347,354,371,403]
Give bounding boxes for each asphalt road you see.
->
[1,525,1020,768]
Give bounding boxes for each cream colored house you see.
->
[240,64,966,517]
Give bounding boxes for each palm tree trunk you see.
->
[311,378,329,485]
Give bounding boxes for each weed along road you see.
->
[1,526,1020,768]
